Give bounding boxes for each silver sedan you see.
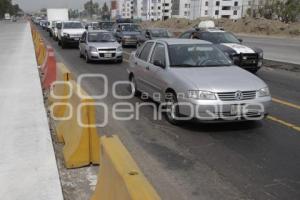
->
[79,30,123,63]
[127,39,271,124]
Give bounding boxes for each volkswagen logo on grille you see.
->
[235,91,243,100]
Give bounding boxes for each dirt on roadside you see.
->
[141,17,300,38]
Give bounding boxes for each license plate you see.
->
[104,53,112,58]
[230,104,241,115]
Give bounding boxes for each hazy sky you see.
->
[13,0,110,12]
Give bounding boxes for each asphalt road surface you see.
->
[40,28,300,200]
[240,35,300,65]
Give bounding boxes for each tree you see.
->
[283,0,300,22]
[101,2,110,20]
[84,0,100,18]
[258,0,300,23]
[69,9,80,19]
[0,0,22,18]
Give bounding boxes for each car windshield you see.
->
[100,22,114,30]
[169,44,232,67]
[64,22,83,29]
[201,32,240,44]
[150,29,173,38]
[120,24,140,32]
[88,32,116,42]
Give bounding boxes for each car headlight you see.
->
[257,87,270,97]
[259,52,263,58]
[188,90,216,100]
[117,46,123,52]
[89,46,97,52]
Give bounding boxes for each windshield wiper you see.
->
[170,64,200,67]
[199,64,231,67]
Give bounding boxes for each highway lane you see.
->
[239,35,300,65]
[40,28,300,200]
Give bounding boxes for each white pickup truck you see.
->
[57,21,86,48]
[47,8,69,37]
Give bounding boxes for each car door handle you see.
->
[146,66,150,70]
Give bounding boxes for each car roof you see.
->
[118,23,138,25]
[87,30,109,33]
[189,28,225,33]
[63,21,81,23]
[153,38,212,45]
[147,28,167,30]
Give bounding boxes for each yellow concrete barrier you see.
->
[30,24,46,65]
[91,135,161,200]
[49,63,72,122]
[37,43,47,65]
[49,63,72,105]
[55,80,100,168]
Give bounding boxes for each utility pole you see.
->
[251,0,255,17]
[162,0,165,21]
[90,0,93,19]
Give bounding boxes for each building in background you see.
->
[113,0,268,21]
[140,0,173,21]
[188,0,244,20]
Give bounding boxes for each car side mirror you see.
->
[238,38,243,42]
[153,60,165,68]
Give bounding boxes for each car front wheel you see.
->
[165,92,181,125]
[85,52,91,63]
[129,76,139,96]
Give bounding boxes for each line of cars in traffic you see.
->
[36,18,264,74]
[33,18,271,124]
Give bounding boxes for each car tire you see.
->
[85,52,91,63]
[165,91,181,125]
[79,50,83,58]
[250,69,259,74]
[129,75,140,96]
[61,41,66,49]
[116,58,123,63]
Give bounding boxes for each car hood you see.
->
[88,42,120,48]
[170,66,267,92]
[62,28,86,34]
[121,31,141,36]
[219,43,256,54]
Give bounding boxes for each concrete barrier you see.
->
[37,41,47,65]
[55,80,100,168]
[0,21,63,200]
[49,63,72,117]
[30,24,46,66]
[41,47,56,89]
[91,135,161,200]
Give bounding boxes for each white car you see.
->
[79,30,123,63]
[128,39,271,124]
[57,21,86,48]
